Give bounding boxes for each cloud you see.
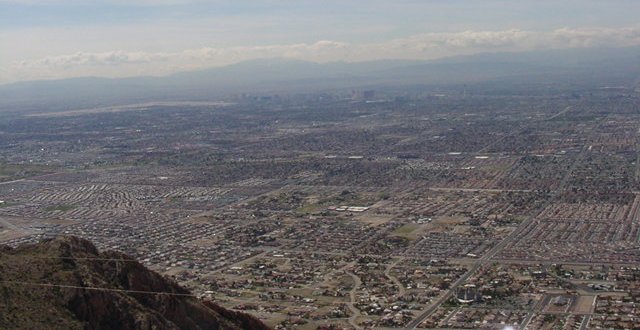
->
[552,26,640,48]
[0,0,195,5]
[15,41,350,69]
[16,50,171,68]
[388,29,533,54]
[5,26,640,83]
[381,26,640,58]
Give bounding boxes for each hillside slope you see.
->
[0,236,270,330]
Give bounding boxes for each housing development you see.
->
[1,86,640,329]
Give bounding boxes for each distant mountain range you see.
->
[1,46,639,112]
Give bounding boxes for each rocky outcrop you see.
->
[0,236,270,330]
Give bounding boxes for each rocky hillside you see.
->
[0,236,270,330]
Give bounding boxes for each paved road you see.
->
[346,271,363,329]
[426,187,532,193]
[0,178,25,186]
[490,258,640,267]
[578,315,592,330]
[406,112,592,329]
[547,105,574,120]
[519,295,546,330]
[384,257,406,298]
[404,206,548,329]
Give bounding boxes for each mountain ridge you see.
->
[1,46,639,112]
[0,236,270,330]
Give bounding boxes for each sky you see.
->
[1,0,640,84]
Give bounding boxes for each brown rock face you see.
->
[0,236,271,330]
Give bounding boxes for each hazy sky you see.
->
[1,0,640,84]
